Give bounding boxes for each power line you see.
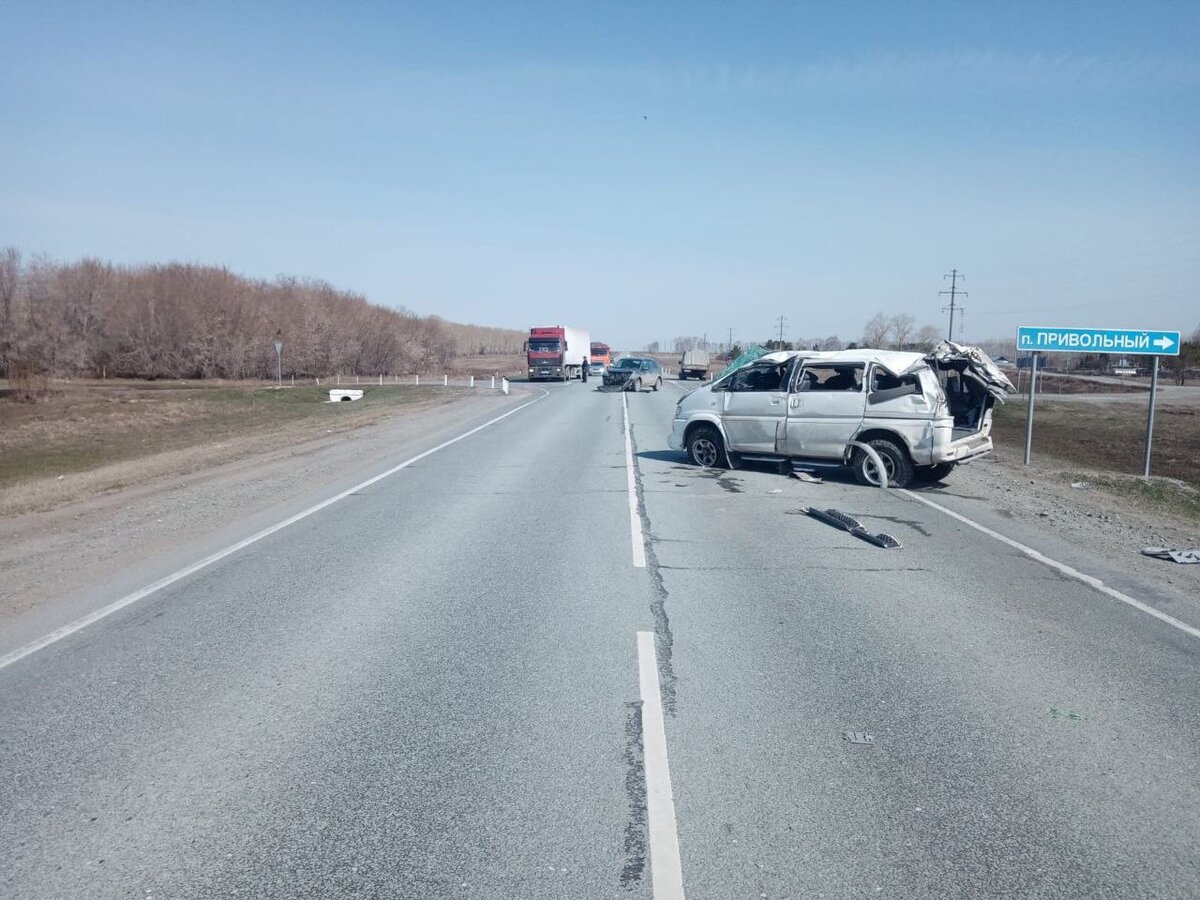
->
[940,270,967,341]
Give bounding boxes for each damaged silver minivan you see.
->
[667,341,1013,488]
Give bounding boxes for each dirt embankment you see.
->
[0,385,522,630]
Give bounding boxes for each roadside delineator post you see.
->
[415,374,419,385]
[469,375,475,388]
[444,374,448,386]
[491,375,495,388]
[502,378,509,395]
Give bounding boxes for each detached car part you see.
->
[805,507,902,549]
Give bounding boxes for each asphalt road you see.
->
[2,378,1198,898]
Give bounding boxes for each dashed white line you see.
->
[637,631,686,899]
[0,390,550,671]
[623,392,647,568]
[902,489,1200,641]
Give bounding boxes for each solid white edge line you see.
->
[637,630,686,900]
[624,392,647,568]
[0,390,551,671]
[901,489,1200,641]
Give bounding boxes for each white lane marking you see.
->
[637,631,686,899]
[0,391,550,671]
[623,392,647,568]
[901,489,1200,641]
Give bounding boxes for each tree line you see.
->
[0,249,526,381]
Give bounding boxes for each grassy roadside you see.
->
[992,399,1200,523]
[0,381,470,490]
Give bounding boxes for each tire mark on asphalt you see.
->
[621,700,648,889]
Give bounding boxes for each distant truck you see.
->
[589,342,613,373]
[678,349,711,381]
[526,325,590,381]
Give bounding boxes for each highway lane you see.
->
[2,377,1199,898]
[638,380,1200,897]
[2,382,658,899]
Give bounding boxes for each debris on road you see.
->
[805,507,902,549]
[1071,481,1094,490]
[791,471,823,484]
[1141,547,1200,564]
[843,731,876,745]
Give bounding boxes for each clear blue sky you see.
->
[3,1,1197,350]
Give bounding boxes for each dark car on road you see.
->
[603,357,663,391]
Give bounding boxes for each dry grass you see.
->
[992,400,1199,490]
[0,379,470,491]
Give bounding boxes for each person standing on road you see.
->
[581,356,589,383]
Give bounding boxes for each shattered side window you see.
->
[729,363,787,392]
[871,369,919,392]
[798,365,863,392]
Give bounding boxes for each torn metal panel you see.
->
[929,340,1015,401]
[1141,547,1200,564]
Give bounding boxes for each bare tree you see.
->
[914,324,943,350]
[0,250,528,381]
[861,312,891,348]
[888,314,915,350]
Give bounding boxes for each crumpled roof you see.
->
[725,342,1015,401]
[929,340,1015,401]
[753,348,929,374]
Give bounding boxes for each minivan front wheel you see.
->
[687,426,726,469]
[853,439,914,489]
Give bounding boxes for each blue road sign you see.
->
[1017,326,1181,356]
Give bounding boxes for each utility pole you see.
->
[776,314,787,348]
[940,270,967,341]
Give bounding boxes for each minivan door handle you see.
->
[789,397,800,409]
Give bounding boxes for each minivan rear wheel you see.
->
[687,425,726,469]
[853,439,914,489]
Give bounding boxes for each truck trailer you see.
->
[678,349,711,381]
[526,325,591,381]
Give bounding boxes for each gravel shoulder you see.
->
[928,444,1199,611]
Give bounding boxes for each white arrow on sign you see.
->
[1154,336,1175,351]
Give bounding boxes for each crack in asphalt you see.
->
[628,421,678,715]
